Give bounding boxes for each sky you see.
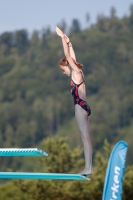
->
[0,0,132,34]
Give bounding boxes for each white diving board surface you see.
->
[0,172,90,180]
[0,148,48,156]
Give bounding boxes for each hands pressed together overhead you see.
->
[55,26,70,43]
[55,26,64,37]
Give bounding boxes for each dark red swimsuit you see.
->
[70,78,91,116]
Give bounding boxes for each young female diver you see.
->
[55,27,93,176]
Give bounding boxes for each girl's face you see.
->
[60,65,70,76]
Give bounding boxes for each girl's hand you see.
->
[55,26,64,37]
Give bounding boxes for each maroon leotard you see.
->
[70,75,91,116]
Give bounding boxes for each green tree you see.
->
[0,182,29,200]
[70,19,81,34]
[0,32,13,51]
[15,30,28,54]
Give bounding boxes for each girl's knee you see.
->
[81,132,90,141]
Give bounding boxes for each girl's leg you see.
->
[75,104,93,174]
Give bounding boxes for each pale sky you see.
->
[0,0,132,34]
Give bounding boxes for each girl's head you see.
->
[59,57,70,76]
[60,57,83,69]
[59,57,83,76]
[59,57,68,66]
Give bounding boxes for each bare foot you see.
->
[79,168,93,176]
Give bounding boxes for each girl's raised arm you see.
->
[64,34,76,61]
[55,27,79,72]
[61,35,79,72]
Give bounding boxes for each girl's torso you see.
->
[70,69,86,101]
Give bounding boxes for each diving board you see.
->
[0,148,48,156]
[0,172,90,180]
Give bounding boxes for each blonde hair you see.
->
[60,57,83,69]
